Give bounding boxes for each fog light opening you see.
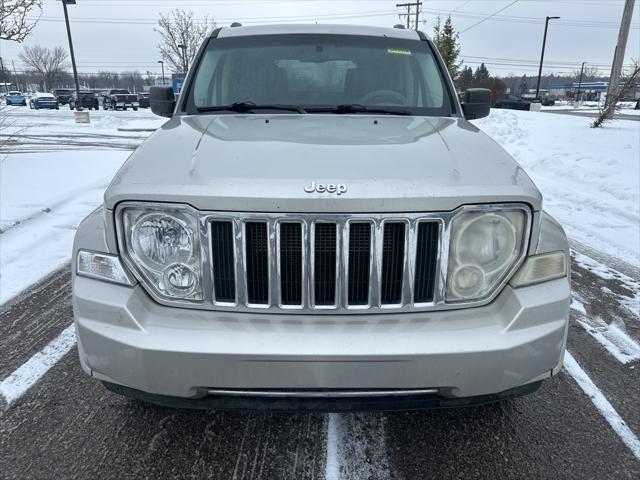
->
[163,263,197,297]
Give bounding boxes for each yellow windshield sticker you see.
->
[387,48,412,55]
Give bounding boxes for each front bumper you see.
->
[115,102,139,108]
[36,103,58,109]
[103,379,543,412]
[73,274,570,405]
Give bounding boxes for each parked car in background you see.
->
[5,91,27,106]
[51,88,73,105]
[69,91,100,110]
[102,89,139,111]
[138,92,150,108]
[494,94,531,110]
[30,92,60,110]
[529,95,557,107]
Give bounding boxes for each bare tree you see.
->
[572,65,601,83]
[592,61,640,127]
[18,44,69,90]
[0,0,42,42]
[155,9,215,74]
[479,77,507,105]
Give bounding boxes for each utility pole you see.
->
[12,60,19,91]
[396,1,422,30]
[605,0,635,112]
[61,0,83,111]
[576,61,586,102]
[535,15,560,99]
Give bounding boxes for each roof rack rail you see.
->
[230,22,242,27]
[393,24,406,29]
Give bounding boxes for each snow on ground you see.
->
[1,106,166,153]
[0,151,129,304]
[475,109,640,267]
[1,108,164,305]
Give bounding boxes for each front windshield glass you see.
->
[187,34,452,116]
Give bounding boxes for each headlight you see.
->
[447,208,527,302]
[120,205,203,301]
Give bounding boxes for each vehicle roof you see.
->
[8,91,22,95]
[216,23,423,40]
[35,92,55,97]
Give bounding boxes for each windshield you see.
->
[112,89,129,94]
[53,90,71,95]
[186,34,453,116]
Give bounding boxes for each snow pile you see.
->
[475,109,640,266]
[0,151,130,304]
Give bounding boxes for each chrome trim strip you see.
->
[114,202,533,314]
[205,388,440,398]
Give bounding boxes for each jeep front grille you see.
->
[205,213,442,313]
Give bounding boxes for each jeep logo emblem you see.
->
[304,182,347,195]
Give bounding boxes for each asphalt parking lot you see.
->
[1,108,638,479]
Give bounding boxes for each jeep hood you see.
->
[105,115,542,213]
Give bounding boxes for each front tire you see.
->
[133,107,138,111]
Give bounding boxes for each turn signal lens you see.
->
[510,251,567,288]
[77,250,133,286]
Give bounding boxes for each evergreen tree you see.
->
[433,15,462,79]
[472,63,490,87]
[456,66,474,91]
[519,75,528,95]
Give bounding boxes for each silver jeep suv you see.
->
[72,24,570,411]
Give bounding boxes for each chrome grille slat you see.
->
[245,221,269,306]
[278,222,303,307]
[312,222,338,307]
[232,218,247,306]
[380,221,406,305]
[347,222,372,307]
[210,221,235,303]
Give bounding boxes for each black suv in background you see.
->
[138,92,150,108]
[51,88,73,105]
[494,94,532,111]
[69,91,100,110]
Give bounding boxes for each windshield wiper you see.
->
[197,101,306,114]
[307,104,412,116]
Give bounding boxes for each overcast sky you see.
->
[1,0,638,78]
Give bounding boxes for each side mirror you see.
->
[150,86,176,118]
[462,88,491,120]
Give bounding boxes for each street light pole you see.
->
[158,60,165,85]
[61,0,83,111]
[576,61,586,102]
[535,15,560,99]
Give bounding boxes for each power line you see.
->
[25,8,637,30]
[459,0,520,33]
